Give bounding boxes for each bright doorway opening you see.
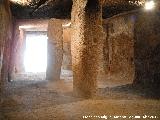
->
[24,32,47,73]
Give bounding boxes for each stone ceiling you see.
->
[10,0,146,19]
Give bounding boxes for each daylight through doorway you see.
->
[24,32,47,73]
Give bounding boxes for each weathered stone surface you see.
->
[62,27,72,70]
[0,1,13,112]
[9,0,144,19]
[103,9,160,88]
[0,0,13,91]
[71,0,104,98]
[47,19,63,81]
[14,28,26,74]
[134,10,160,88]
[103,12,135,84]
[52,9,160,89]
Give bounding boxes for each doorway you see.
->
[24,32,47,73]
[21,31,48,80]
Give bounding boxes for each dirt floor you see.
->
[1,73,160,120]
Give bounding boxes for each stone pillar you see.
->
[47,19,63,81]
[14,28,26,73]
[62,27,72,70]
[0,0,12,107]
[0,0,12,85]
[71,0,103,97]
[17,29,26,73]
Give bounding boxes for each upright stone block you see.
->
[47,19,63,81]
[71,0,103,97]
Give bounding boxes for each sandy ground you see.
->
[1,73,160,120]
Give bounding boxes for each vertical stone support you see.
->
[47,19,63,81]
[0,0,12,87]
[0,0,12,106]
[18,29,26,73]
[14,28,26,73]
[0,2,5,94]
[71,0,103,97]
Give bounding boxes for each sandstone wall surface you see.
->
[71,0,104,97]
[47,19,63,81]
[0,0,13,89]
[134,10,160,88]
[62,27,72,70]
[103,12,135,84]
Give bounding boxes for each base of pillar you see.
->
[73,87,96,98]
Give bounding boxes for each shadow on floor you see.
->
[1,80,83,114]
[97,83,160,100]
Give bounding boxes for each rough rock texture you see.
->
[9,0,145,6]
[102,9,160,89]
[0,0,13,92]
[103,12,135,84]
[59,14,135,86]
[0,2,13,117]
[134,10,160,88]
[71,0,104,98]
[47,19,63,81]
[62,27,72,70]
[13,28,26,74]
[9,0,145,19]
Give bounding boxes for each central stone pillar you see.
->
[71,0,103,97]
[47,19,63,81]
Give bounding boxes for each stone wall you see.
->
[0,0,13,88]
[103,12,135,84]
[47,19,63,81]
[62,27,72,70]
[60,14,135,85]
[61,10,160,88]
[134,10,160,88]
[8,9,160,89]
[103,10,160,88]
[0,1,13,110]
